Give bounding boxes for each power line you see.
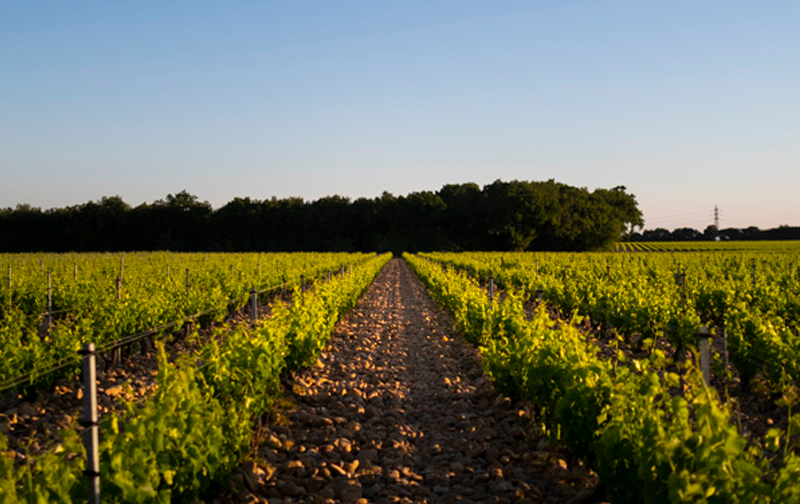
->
[641,204,800,231]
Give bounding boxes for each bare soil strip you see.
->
[222,258,600,504]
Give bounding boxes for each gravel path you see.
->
[224,258,600,504]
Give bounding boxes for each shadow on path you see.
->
[221,258,601,504]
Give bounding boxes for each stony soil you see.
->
[0,294,279,460]
[219,259,602,504]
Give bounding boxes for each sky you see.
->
[2,1,798,231]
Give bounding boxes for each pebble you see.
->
[105,385,125,397]
[213,259,599,503]
[0,328,199,454]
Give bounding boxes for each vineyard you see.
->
[2,247,800,503]
[0,252,390,502]
[0,252,384,393]
[410,248,800,502]
[615,240,800,252]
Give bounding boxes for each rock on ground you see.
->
[220,258,602,504]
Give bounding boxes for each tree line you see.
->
[0,180,643,253]
[630,225,800,242]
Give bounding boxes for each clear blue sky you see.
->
[2,1,798,231]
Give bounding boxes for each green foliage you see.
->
[0,182,642,253]
[0,252,390,503]
[0,427,85,503]
[0,252,371,393]
[285,287,332,370]
[100,347,249,503]
[406,252,800,504]
[199,322,289,418]
[423,250,800,392]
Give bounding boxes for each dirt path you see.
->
[223,258,600,504]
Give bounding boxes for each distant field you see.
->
[615,240,800,252]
